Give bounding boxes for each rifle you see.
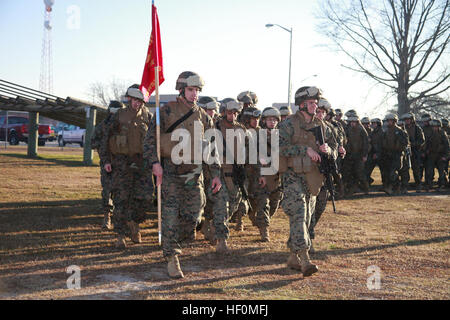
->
[308,125,337,213]
[216,121,253,212]
[405,146,412,169]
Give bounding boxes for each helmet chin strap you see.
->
[301,102,316,117]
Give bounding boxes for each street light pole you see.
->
[266,23,293,108]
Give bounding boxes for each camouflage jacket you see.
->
[425,129,449,158]
[405,123,425,150]
[278,111,337,158]
[382,125,409,154]
[368,126,384,158]
[143,97,220,178]
[99,105,151,163]
[345,123,369,157]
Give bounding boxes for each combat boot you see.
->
[400,186,408,194]
[102,212,112,230]
[167,255,184,279]
[115,235,127,249]
[216,238,229,253]
[286,253,302,271]
[298,249,319,277]
[200,219,211,241]
[309,242,316,254]
[384,184,393,195]
[259,226,270,242]
[416,183,422,193]
[361,181,369,195]
[128,221,142,244]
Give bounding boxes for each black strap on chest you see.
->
[166,109,195,133]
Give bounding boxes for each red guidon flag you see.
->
[140,1,164,102]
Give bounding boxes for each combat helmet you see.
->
[237,94,253,105]
[345,110,359,122]
[442,118,449,127]
[222,98,243,112]
[294,86,322,106]
[361,117,370,124]
[430,119,442,127]
[175,71,204,91]
[400,112,415,121]
[318,98,331,112]
[370,118,382,125]
[126,84,144,101]
[107,100,124,114]
[279,106,292,116]
[242,107,262,118]
[420,113,431,122]
[198,96,219,111]
[384,113,398,122]
[335,108,343,116]
[261,107,281,122]
[238,91,258,105]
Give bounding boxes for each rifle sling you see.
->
[166,108,195,133]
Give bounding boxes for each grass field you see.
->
[0,145,449,300]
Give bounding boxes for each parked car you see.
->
[58,124,86,147]
[0,115,53,146]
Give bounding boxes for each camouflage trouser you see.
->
[398,155,410,188]
[111,155,148,236]
[425,156,448,188]
[381,153,402,188]
[99,160,113,214]
[249,176,271,229]
[281,170,316,253]
[309,186,328,240]
[204,180,230,240]
[342,154,368,192]
[411,149,423,186]
[268,189,283,218]
[365,155,383,185]
[161,173,206,258]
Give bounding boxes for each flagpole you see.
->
[155,65,162,246]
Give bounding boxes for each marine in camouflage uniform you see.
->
[397,119,411,193]
[419,114,433,187]
[380,114,409,195]
[325,108,347,198]
[278,86,336,277]
[100,86,152,248]
[255,107,283,242]
[423,120,449,192]
[365,118,384,188]
[441,119,450,187]
[197,96,229,249]
[236,90,258,124]
[401,113,425,191]
[232,106,261,231]
[307,98,338,252]
[361,117,372,135]
[342,111,369,196]
[91,100,124,230]
[279,105,292,122]
[143,71,222,279]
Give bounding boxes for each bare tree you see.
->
[317,0,450,115]
[411,95,450,118]
[86,78,129,106]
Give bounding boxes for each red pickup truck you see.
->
[0,115,54,146]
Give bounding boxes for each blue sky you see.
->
[0,0,393,117]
